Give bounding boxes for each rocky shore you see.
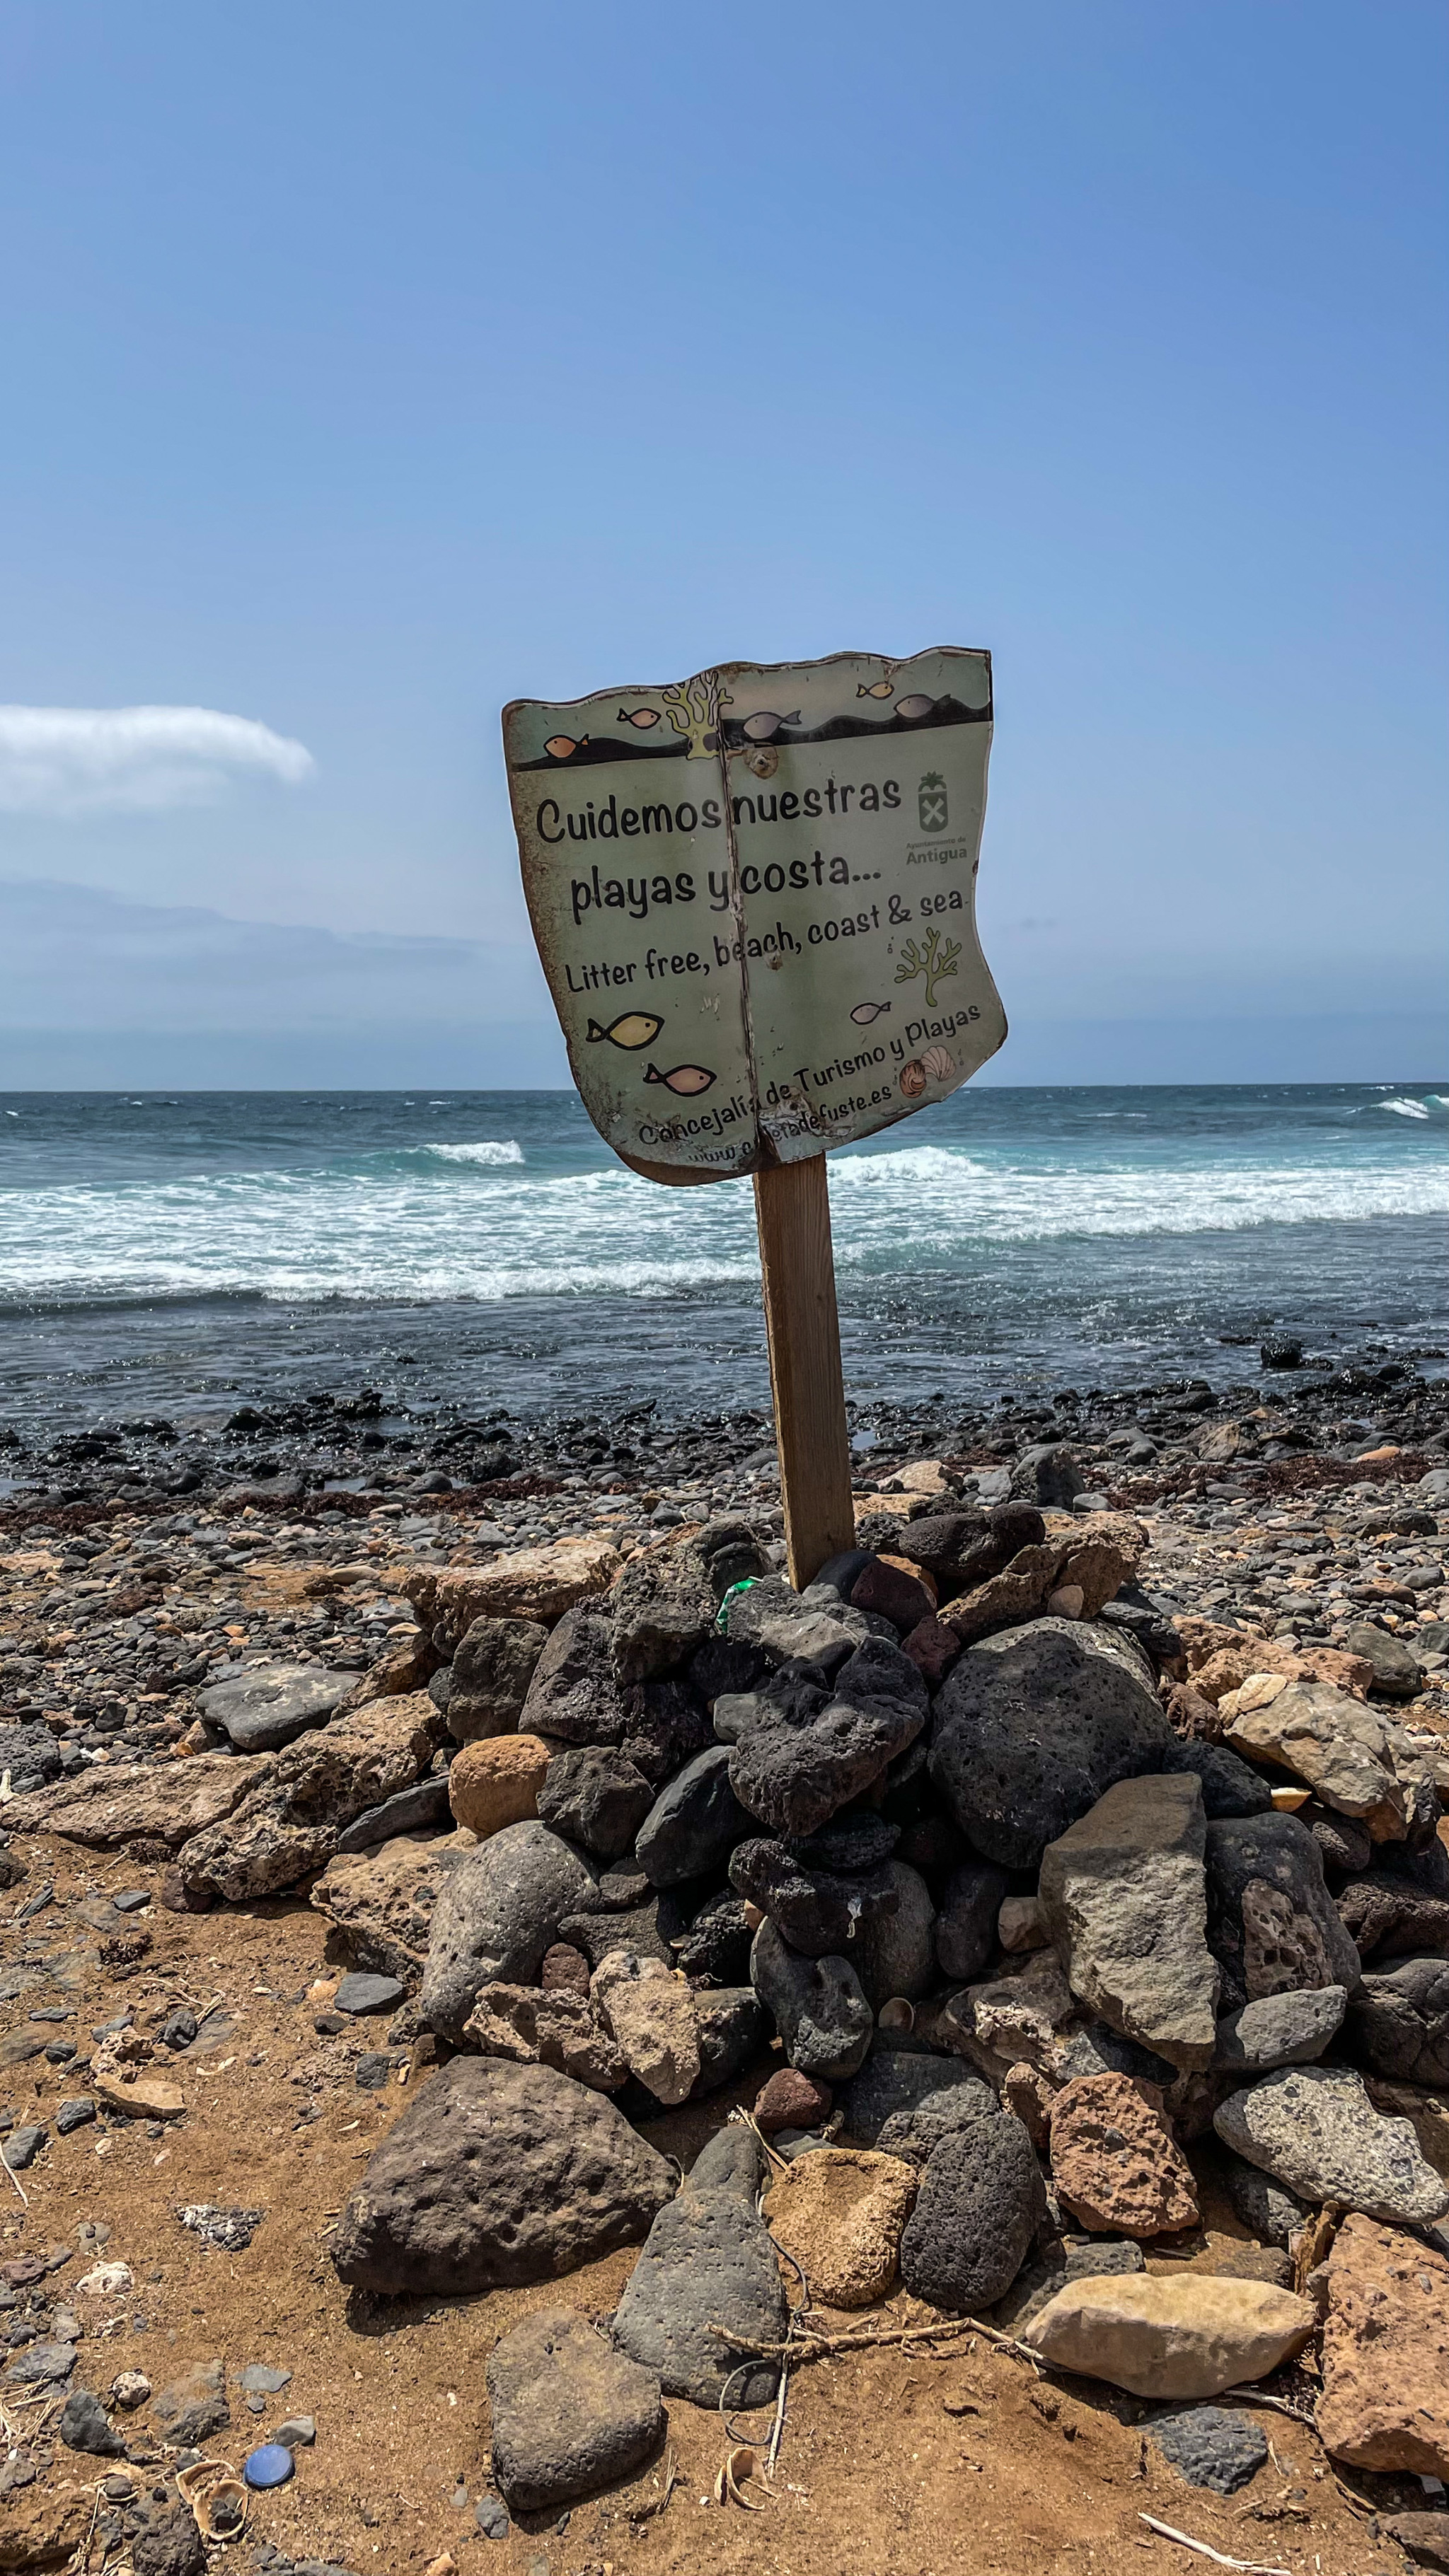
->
[0,1340,1446,2575]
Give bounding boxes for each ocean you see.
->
[1,1083,1446,1439]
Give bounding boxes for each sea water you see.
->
[1,1083,1446,1434]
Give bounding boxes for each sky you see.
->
[1,0,1445,1087]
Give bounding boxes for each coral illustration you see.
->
[662,671,729,759]
[893,927,962,1006]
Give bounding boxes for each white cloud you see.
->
[0,704,316,813]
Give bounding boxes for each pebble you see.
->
[1149,2404,1269,2494]
[332,1971,406,2017]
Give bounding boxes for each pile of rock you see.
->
[317,1485,1448,2512]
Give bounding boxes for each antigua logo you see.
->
[918,772,948,833]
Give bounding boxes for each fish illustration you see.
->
[616,707,661,729]
[856,679,894,700]
[587,1011,664,1050]
[741,709,801,743]
[644,1062,716,1096]
[899,1060,928,1099]
[543,733,589,760]
[850,1002,891,1025]
[894,694,937,723]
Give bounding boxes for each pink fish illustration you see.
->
[644,1062,716,1097]
[894,695,937,722]
[617,707,661,729]
[741,709,801,743]
[543,733,589,760]
[850,1002,891,1025]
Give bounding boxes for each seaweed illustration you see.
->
[893,927,962,1006]
[661,671,729,759]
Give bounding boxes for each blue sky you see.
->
[1,0,1445,1085]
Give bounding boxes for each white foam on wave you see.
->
[2,1130,1447,1309]
[1378,1097,1431,1120]
[416,1139,525,1165]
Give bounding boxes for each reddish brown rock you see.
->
[1316,2212,1449,2476]
[754,2067,833,2134]
[541,1942,592,2000]
[1047,2071,1200,2238]
[900,1614,962,1686]
[851,1556,937,1630]
[447,1734,550,1838]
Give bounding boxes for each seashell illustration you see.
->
[921,1045,957,1083]
[899,1060,928,1099]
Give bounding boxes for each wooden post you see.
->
[753,1154,856,1589]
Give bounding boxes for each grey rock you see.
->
[335,1775,451,1852]
[3,2123,47,2171]
[792,1814,901,1872]
[6,2340,76,2384]
[839,2048,983,2146]
[992,2234,1145,2331]
[559,1898,671,1972]
[153,2358,229,2445]
[930,1618,1175,1873]
[728,1838,901,1958]
[935,1860,1010,1982]
[667,1886,752,1985]
[729,1637,928,1838]
[333,1971,405,2017]
[474,2494,510,2539]
[1058,2022,1177,2088]
[899,2116,1047,2310]
[1300,1801,1373,1880]
[619,1677,714,1787]
[724,1574,871,1670]
[1216,2146,1310,2248]
[1039,1774,1220,2070]
[198,1659,351,1753]
[1150,2406,1269,2495]
[611,1547,717,1684]
[55,2096,95,2135]
[1012,1443,1085,1508]
[1213,2065,1449,2223]
[448,1615,548,1741]
[877,2079,1000,2169]
[613,2125,785,2408]
[1212,1985,1347,2072]
[1160,1737,1273,1818]
[749,1922,873,2080]
[275,2415,316,2447]
[537,1748,654,1862]
[238,2362,292,2394]
[521,1608,625,1746]
[847,1862,936,2010]
[1203,1811,1362,2014]
[59,2386,126,2455]
[635,1746,752,1888]
[693,1987,769,2094]
[330,2057,674,2295]
[712,1657,835,1745]
[1343,1621,1425,1702]
[420,1821,598,2045]
[1345,1954,1449,2088]
[486,2307,664,2512]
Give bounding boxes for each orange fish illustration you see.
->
[587,1011,663,1050]
[857,679,894,700]
[850,1002,891,1025]
[644,1062,716,1096]
[741,709,801,743]
[894,695,937,722]
[543,733,589,760]
[617,707,661,729]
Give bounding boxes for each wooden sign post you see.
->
[502,646,1006,1588]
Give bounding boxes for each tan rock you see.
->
[405,1539,620,1635]
[998,1895,1051,1951]
[92,2069,185,2120]
[173,1691,441,1903]
[765,2146,918,2307]
[337,1636,435,1707]
[1046,1584,1085,1620]
[895,1459,952,1496]
[1316,2213,1449,2476]
[463,1983,628,2090]
[1,1748,270,1849]
[591,1952,699,2105]
[1177,1621,1373,1703]
[1023,2271,1315,2398]
[447,1734,550,1838]
[1199,1420,1249,1463]
[1048,2072,1200,2237]
[1003,2061,1056,2148]
[1225,1679,1428,1839]
[311,1829,474,1988]
[947,1543,1071,1643]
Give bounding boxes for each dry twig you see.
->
[1138,2513,1291,2574]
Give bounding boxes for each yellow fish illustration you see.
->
[644,1062,716,1096]
[741,709,801,743]
[543,733,589,760]
[850,1002,891,1025]
[894,694,937,722]
[586,1011,664,1050]
[856,679,894,700]
[617,707,661,729]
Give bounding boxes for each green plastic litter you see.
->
[715,1577,761,1632]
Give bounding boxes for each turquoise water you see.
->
[1,1082,1445,1430]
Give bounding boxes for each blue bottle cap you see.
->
[243,2444,296,2490]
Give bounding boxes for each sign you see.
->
[503,646,1005,1183]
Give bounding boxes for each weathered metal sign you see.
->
[503,646,1006,1183]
